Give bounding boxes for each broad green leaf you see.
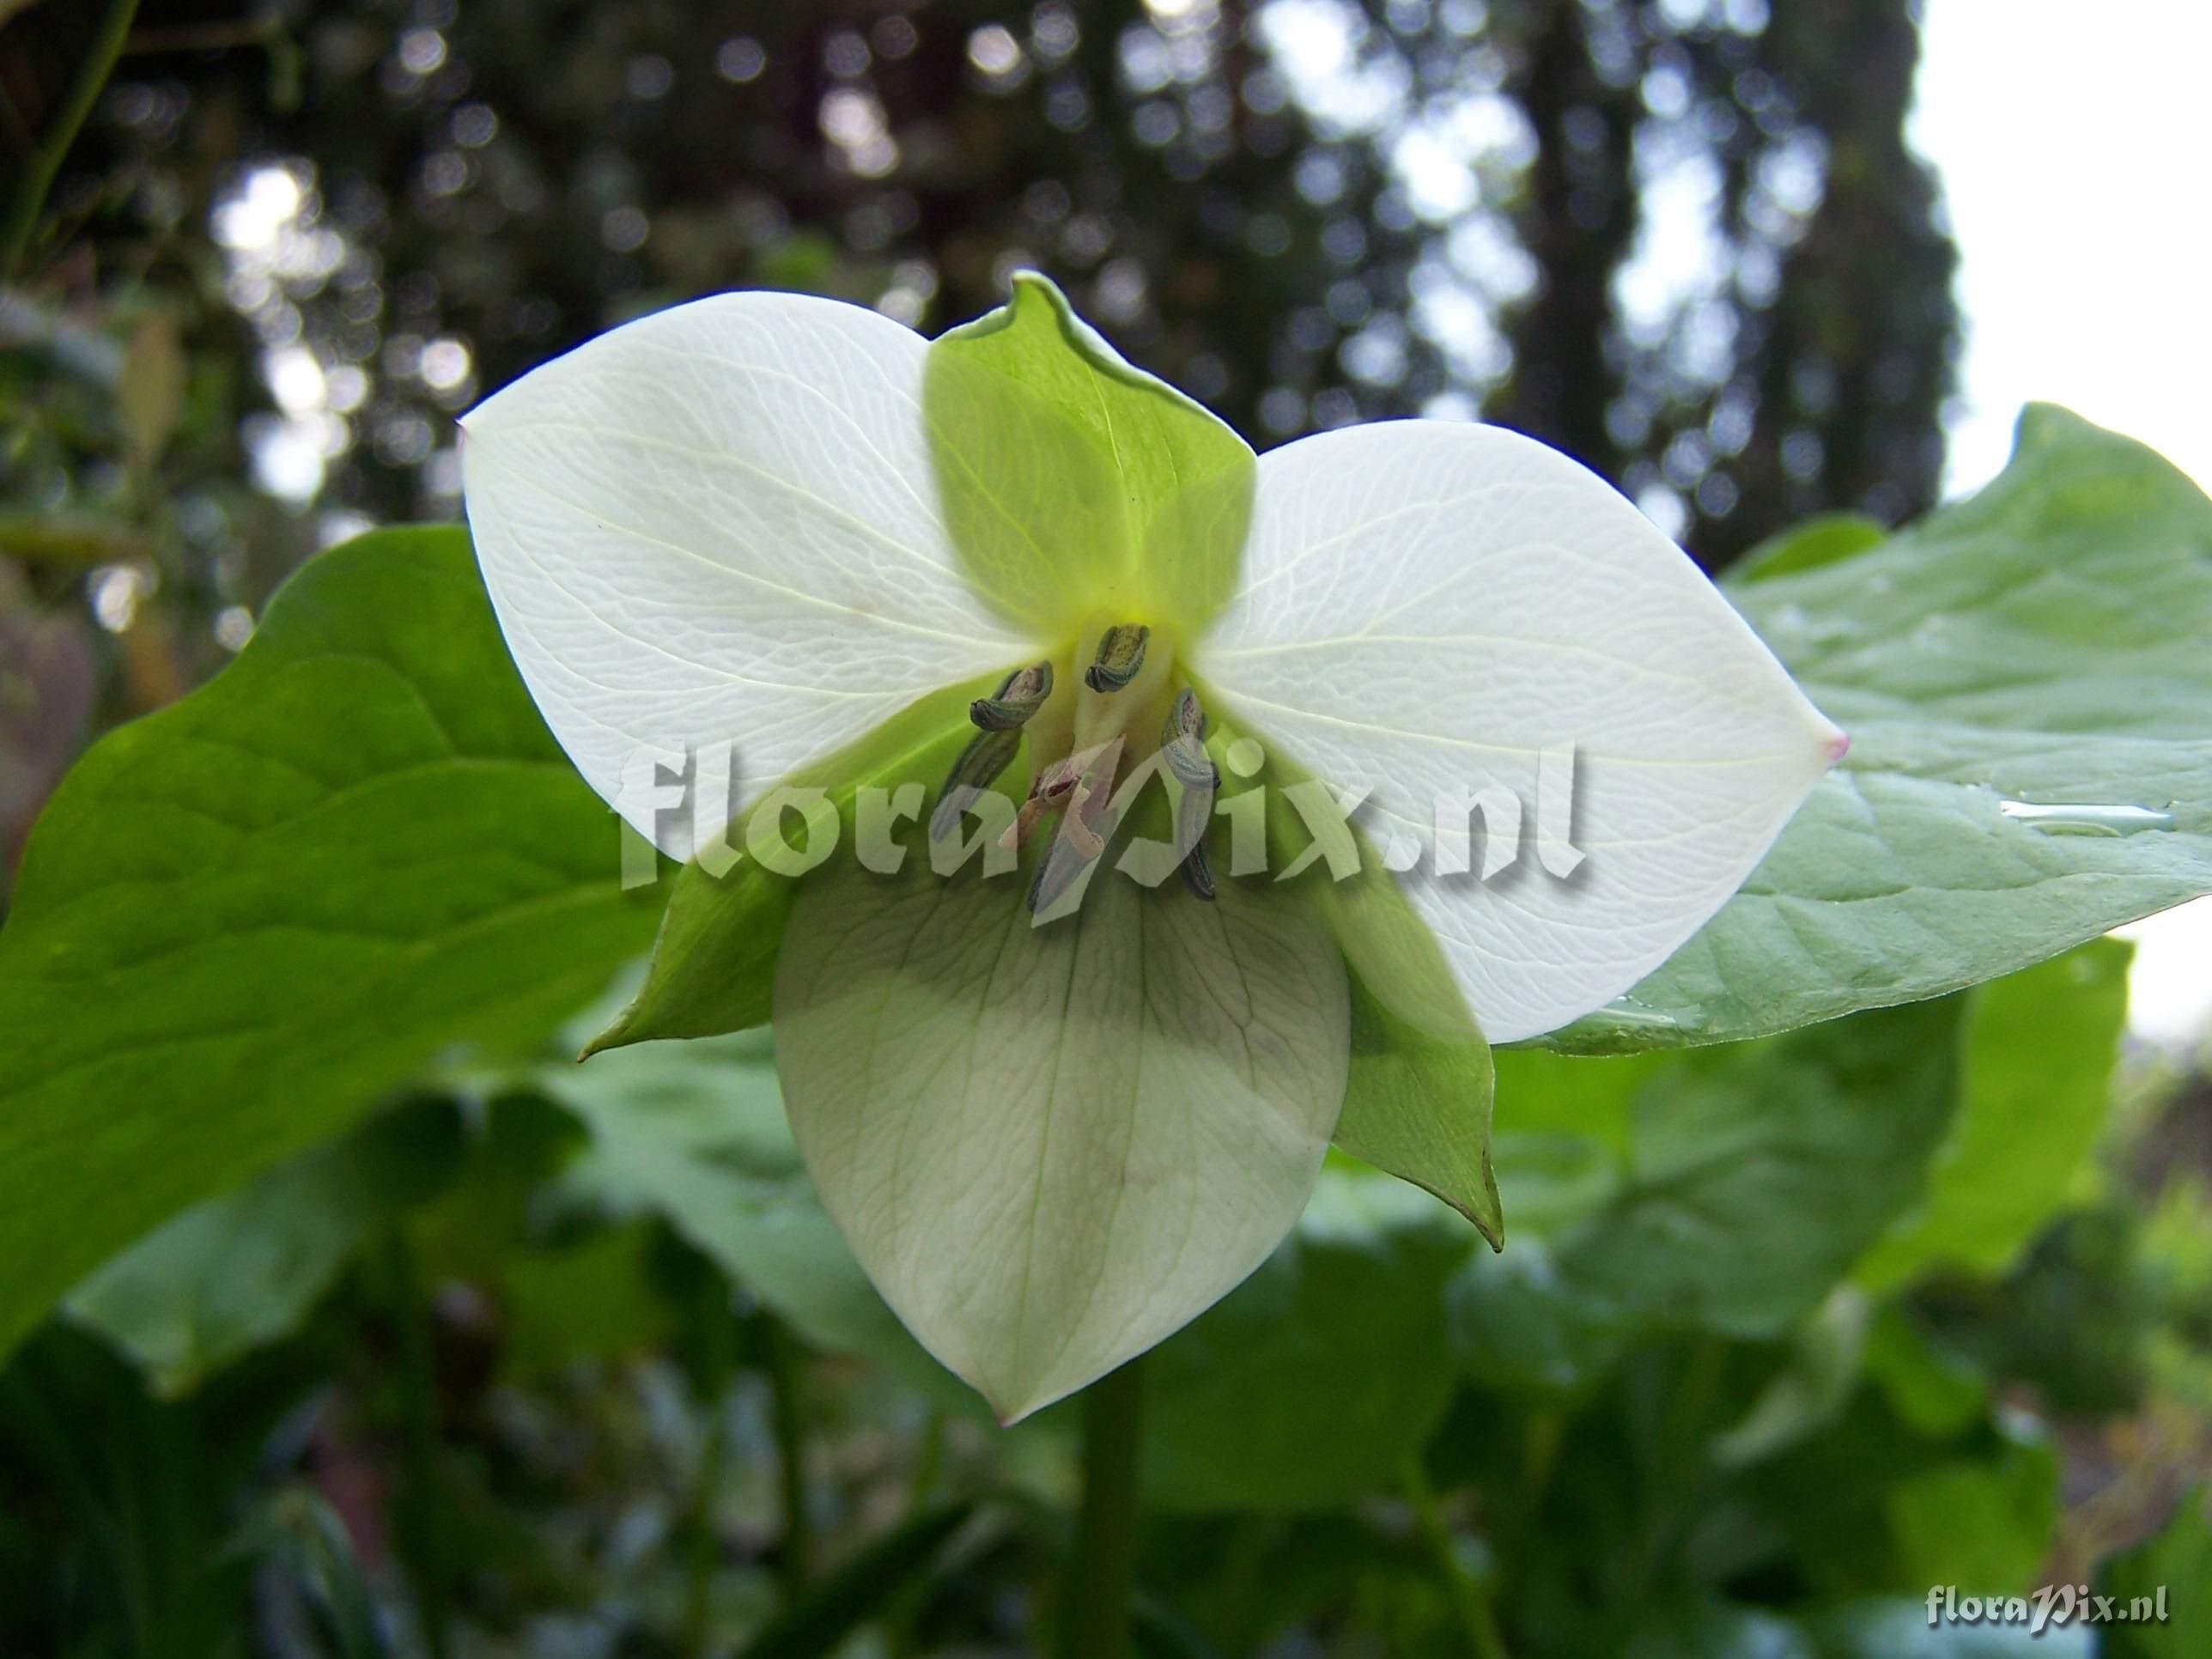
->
[1884,1439,2060,1595]
[0,527,655,1362]
[1560,998,1960,1335]
[459,289,1030,863]
[531,1030,956,1400]
[2096,1487,2210,1659]
[1710,1287,1874,1468]
[495,1222,673,1378]
[1731,513,1889,584]
[1860,1307,1988,1439]
[1143,1160,1480,1511]
[775,857,1348,1422]
[927,270,1255,640]
[1856,939,2129,1291]
[1559,406,2212,1052]
[64,1097,462,1393]
[1452,999,1961,1391]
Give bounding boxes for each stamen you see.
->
[969,661,1054,732]
[1026,739,1122,917]
[1083,623,1151,693]
[1002,753,1084,851]
[1182,842,1218,902]
[1160,688,1219,902]
[933,659,1055,842]
[931,728,1023,842]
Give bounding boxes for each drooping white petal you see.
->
[1194,420,1845,1044]
[774,860,1349,1423]
[461,291,1029,860]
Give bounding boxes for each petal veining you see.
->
[774,859,1348,1421]
[462,290,1030,859]
[1194,419,1845,1043]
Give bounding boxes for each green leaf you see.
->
[496,1221,673,1378]
[775,857,1348,1421]
[1143,1160,1480,1511]
[1556,406,2212,1052]
[926,271,1255,640]
[1855,940,2129,1291]
[1453,999,1962,1392]
[1860,1307,1988,1439]
[2096,1487,2210,1659]
[64,1097,462,1393]
[1731,513,1890,584]
[532,1030,958,1401]
[0,527,657,1362]
[734,1501,975,1659]
[1710,1288,1874,1468]
[1556,998,1962,1336]
[1884,1438,2060,1595]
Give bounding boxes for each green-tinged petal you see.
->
[772,857,1348,1422]
[926,272,1255,640]
[461,289,1033,861]
[1194,419,1844,1045]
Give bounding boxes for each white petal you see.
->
[1194,420,1845,1044]
[775,861,1349,1422]
[461,291,1029,860]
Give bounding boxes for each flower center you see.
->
[931,617,1216,913]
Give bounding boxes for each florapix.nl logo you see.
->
[607,731,1589,911]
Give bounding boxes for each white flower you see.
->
[460,275,1843,1419]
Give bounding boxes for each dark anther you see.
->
[1083,623,1151,693]
[1161,688,1219,902]
[969,660,1054,731]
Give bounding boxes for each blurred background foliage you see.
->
[2,1,2206,1656]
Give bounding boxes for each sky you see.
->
[1912,0,2212,1046]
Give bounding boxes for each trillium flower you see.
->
[459,275,1844,1421]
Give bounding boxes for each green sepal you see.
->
[926,271,1256,640]
[1201,714,1501,1242]
[583,674,1020,1055]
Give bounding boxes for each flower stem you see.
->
[0,0,141,277]
[678,1395,730,1659]
[381,1231,451,1659]
[763,1316,812,1597]
[1399,1456,1510,1659]
[1059,1357,1146,1659]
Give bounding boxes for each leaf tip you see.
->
[575,1014,634,1063]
